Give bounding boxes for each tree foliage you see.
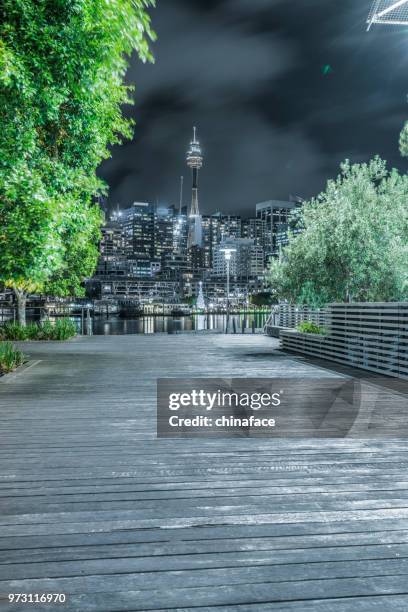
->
[400,121,408,158]
[44,198,103,297]
[0,0,156,316]
[269,157,408,307]
[249,292,273,307]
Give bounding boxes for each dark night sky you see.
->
[99,0,408,216]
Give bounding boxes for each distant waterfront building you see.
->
[242,218,265,247]
[154,205,176,265]
[201,213,244,270]
[122,202,155,261]
[256,200,299,262]
[216,214,242,240]
[201,215,214,268]
[275,204,304,253]
[118,201,178,274]
[173,206,188,257]
[248,244,265,277]
[93,205,269,293]
[213,238,264,280]
[92,184,309,303]
[87,277,180,304]
[97,221,125,275]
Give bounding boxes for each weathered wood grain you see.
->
[0,334,407,610]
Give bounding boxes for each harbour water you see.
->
[82,312,269,335]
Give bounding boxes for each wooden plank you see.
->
[0,334,408,609]
[2,576,408,611]
[3,542,408,580]
[1,527,408,564]
[0,558,408,597]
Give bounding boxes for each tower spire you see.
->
[186,126,203,248]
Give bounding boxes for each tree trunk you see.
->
[15,291,27,327]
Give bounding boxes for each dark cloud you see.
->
[99,0,408,216]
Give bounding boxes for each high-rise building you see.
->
[275,206,304,253]
[173,207,188,257]
[96,221,126,275]
[256,200,299,262]
[248,245,265,277]
[201,215,214,269]
[242,218,265,246]
[99,221,125,263]
[201,214,243,270]
[122,202,155,261]
[218,214,242,240]
[213,238,264,280]
[154,205,175,265]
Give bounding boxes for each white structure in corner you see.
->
[367,0,408,29]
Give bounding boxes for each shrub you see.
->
[0,322,29,341]
[297,321,326,335]
[50,319,77,341]
[36,320,55,340]
[25,323,41,340]
[0,342,25,374]
[0,319,77,341]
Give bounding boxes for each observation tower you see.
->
[186,127,203,248]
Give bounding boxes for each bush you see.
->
[26,323,41,340]
[250,292,273,307]
[0,342,25,374]
[297,321,326,335]
[35,320,55,340]
[0,322,29,341]
[50,319,77,341]
[0,319,77,341]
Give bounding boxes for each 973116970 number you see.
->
[8,594,66,604]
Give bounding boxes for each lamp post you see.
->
[220,246,236,333]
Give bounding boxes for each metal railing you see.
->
[280,302,408,380]
[264,304,328,336]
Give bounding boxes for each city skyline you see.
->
[91,193,297,309]
[99,0,408,216]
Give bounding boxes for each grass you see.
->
[296,321,327,335]
[0,319,77,341]
[0,342,26,374]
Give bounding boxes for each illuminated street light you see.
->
[367,0,408,30]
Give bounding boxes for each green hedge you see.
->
[296,321,326,335]
[0,342,26,374]
[0,319,77,341]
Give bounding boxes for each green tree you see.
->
[44,199,103,298]
[269,157,408,307]
[249,292,274,307]
[400,122,408,158]
[0,0,156,323]
[0,162,64,325]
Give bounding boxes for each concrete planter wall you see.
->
[279,303,408,379]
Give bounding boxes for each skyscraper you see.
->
[256,200,298,262]
[122,202,155,261]
[186,127,203,249]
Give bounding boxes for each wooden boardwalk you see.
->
[0,334,408,611]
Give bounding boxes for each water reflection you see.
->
[77,313,269,335]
